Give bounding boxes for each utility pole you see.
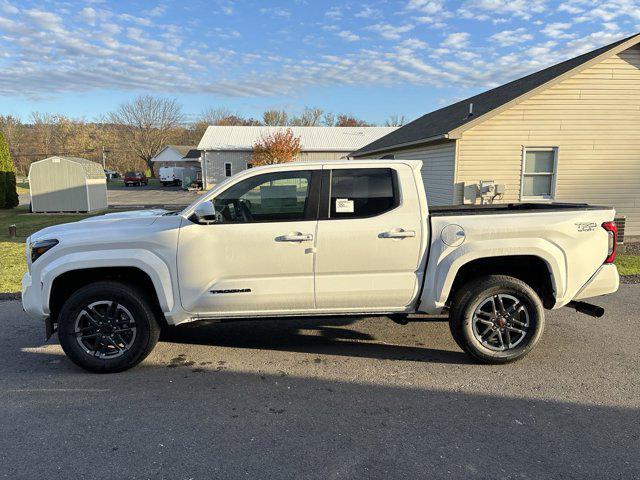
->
[102,147,107,169]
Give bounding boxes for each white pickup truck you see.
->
[21,160,620,372]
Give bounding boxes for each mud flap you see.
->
[45,317,56,341]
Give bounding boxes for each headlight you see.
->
[30,239,59,263]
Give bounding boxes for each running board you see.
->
[567,301,605,318]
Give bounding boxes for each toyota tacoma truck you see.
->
[21,160,620,372]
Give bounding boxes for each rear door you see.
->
[314,164,424,311]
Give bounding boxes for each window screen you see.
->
[329,168,397,218]
[522,149,556,199]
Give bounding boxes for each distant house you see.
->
[353,33,640,239]
[151,145,201,170]
[197,126,398,188]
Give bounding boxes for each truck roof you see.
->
[246,159,423,172]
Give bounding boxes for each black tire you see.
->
[449,275,545,364]
[58,281,160,373]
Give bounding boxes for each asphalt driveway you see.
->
[107,184,203,209]
[1,286,639,479]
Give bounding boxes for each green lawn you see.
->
[0,206,93,293]
[616,253,640,277]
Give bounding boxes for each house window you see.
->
[224,163,232,177]
[521,148,557,200]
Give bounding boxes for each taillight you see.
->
[602,221,617,264]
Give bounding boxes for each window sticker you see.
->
[335,198,354,213]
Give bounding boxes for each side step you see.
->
[567,301,605,318]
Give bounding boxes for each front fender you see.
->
[40,249,175,314]
[420,238,566,313]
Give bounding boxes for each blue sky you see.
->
[1,0,639,124]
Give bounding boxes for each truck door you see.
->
[177,168,320,315]
[314,165,424,310]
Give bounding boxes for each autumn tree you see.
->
[107,95,183,176]
[0,131,19,209]
[251,129,301,166]
[335,114,372,127]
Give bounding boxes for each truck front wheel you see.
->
[449,275,545,364]
[57,281,161,373]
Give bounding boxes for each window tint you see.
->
[329,168,397,219]
[225,163,232,177]
[212,171,312,223]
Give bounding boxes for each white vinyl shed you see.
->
[29,156,108,213]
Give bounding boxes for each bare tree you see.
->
[322,112,336,126]
[0,115,24,156]
[385,114,406,127]
[263,109,289,126]
[107,95,183,176]
[290,107,324,126]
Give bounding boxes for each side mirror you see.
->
[190,201,217,224]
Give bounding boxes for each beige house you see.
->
[353,33,640,239]
[197,126,398,188]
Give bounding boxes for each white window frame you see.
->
[224,162,232,177]
[520,147,558,201]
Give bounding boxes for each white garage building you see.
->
[197,126,398,188]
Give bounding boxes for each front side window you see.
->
[329,168,397,219]
[522,148,557,199]
[212,171,312,223]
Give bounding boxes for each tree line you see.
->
[1,96,405,177]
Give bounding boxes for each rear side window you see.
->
[329,168,397,219]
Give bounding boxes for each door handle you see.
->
[277,233,314,242]
[381,229,416,239]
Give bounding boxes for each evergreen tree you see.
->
[0,132,18,208]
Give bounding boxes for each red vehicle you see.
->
[124,171,148,187]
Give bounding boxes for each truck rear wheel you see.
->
[449,275,545,364]
[57,281,160,373]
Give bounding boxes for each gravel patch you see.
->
[0,292,20,302]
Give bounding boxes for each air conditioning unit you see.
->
[614,216,626,244]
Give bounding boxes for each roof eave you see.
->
[351,134,450,157]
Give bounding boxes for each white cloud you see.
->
[368,23,415,40]
[491,28,534,46]
[325,7,342,19]
[337,30,360,42]
[406,0,447,14]
[259,7,291,18]
[541,22,575,39]
[442,32,470,49]
[0,0,18,15]
[355,6,382,19]
[458,0,547,21]
[79,7,97,26]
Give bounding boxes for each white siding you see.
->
[457,45,640,235]
[359,142,456,205]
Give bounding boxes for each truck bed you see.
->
[429,202,613,217]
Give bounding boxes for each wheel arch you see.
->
[49,267,166,326]
[446,256,556,309]
[41,250,175,319]
[419,238,566,313]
